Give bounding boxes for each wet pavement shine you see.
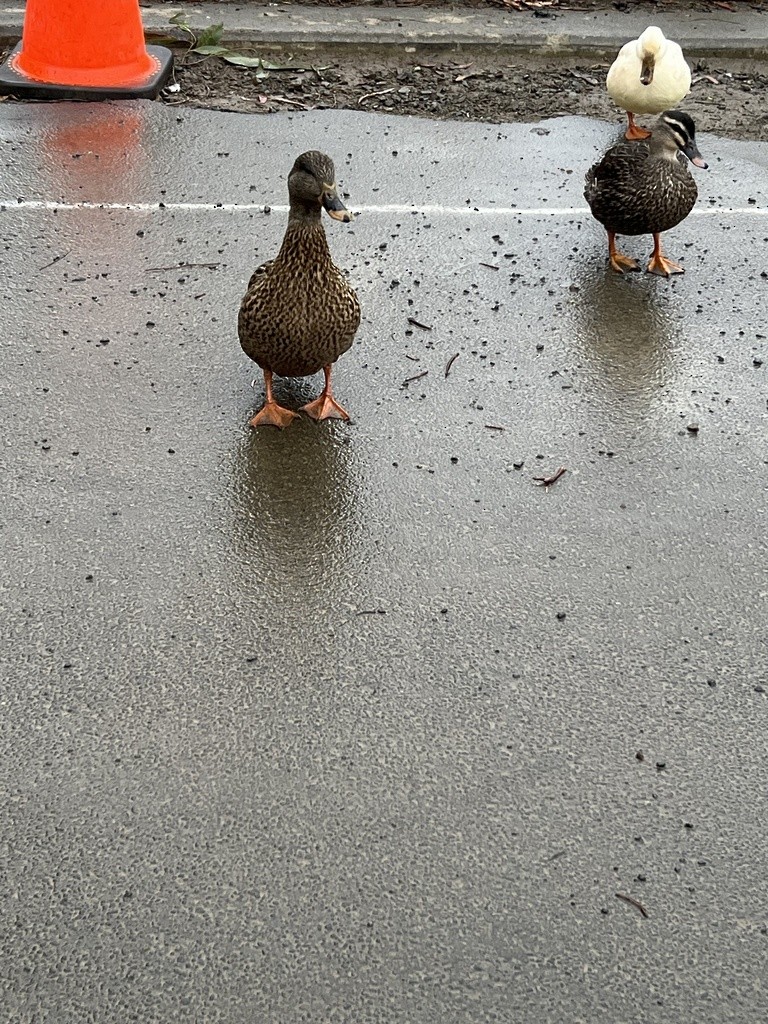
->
[2,102,768,1022]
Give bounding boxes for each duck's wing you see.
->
[606,39,639,89]
[592,141,648,184]
[584,141,650,211]
[663,41,692,92]
[245,259,274,293]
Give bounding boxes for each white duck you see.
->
[606,26,691,140]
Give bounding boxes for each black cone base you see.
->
[0,44,173,100]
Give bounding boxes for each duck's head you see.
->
[288,151,354,222]
[658,110,708,169]
[637,26,667,85]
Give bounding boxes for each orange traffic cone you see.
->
[0,0,172,100]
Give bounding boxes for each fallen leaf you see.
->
[224,54,268,69]
[193,45,230,57]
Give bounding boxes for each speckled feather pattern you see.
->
[238,218,360,379]
[584,140,697,236]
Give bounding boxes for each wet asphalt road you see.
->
[2,102,768,1023]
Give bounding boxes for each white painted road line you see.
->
[0,199,765,216]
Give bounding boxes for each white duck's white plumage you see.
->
[606,26,691,117]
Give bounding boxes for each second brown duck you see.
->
[584,110,707,277]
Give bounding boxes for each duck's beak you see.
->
[322,187,354,223]
[682,140,708,169]
[640,54,655,86]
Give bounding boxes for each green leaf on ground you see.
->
[222,54,268,68]
[193,45,231,57]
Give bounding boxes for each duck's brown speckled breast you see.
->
[238,222,361,379]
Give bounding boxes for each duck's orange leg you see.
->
[608,231,640,274]
[301,365,350,422]
[625,112,652,141]
[249,369,298,428]
[647,233,684,277]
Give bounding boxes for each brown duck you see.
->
[584,110,707,277]
[239,151,361,428]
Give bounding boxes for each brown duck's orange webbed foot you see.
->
[607,231,640,274]
[647,254,684,277]
[610,251,641,273]
[647,234,684,277]
[300,365,350,422]
[249,401,298,429]
[249,369,298,429]
[625,113,651,141]
[302,394,350,422]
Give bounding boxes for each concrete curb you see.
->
[0,4,766,59]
